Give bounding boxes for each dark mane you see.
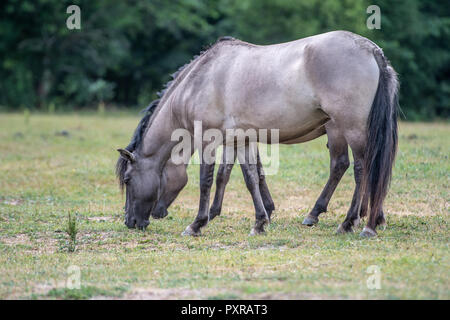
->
[115,36,237,190]
[115,99,159,190]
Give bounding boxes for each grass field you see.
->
[0,112,448,299]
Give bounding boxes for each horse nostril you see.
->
[125,216,136,229]
[152,207,167,219]
[137,220,150,231]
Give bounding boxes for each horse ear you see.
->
[117,149,136,162]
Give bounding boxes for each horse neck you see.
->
[141,106,183,170]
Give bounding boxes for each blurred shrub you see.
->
[0,0,448,119]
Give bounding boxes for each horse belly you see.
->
[221,49,326,142]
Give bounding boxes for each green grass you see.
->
[33,285,127,300]
[0,113,448,299]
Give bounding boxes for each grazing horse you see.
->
[116,31,399,237]
[118,108,361,234]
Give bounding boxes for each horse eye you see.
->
[124,177,131,184]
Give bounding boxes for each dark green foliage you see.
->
[369,0,450,119]
[0,0,448,119]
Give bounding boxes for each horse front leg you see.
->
[209,146,236,220]
[256,151,275,218]
[238,145,270,235]
[210,146,275,221]
[182,161,215,236]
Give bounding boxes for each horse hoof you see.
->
[336,223,353,234]
[302,215,319,226]
[360,227,377,238]
[181,225,201,237]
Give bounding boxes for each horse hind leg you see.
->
[333,123,370,234]
[332,107,392,236]
[330,127,387,236]
[302,124,349,226]
[318,82,378,235]
[328,108,369,234]
[336,150,364,234]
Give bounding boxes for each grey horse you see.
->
[117,31,399,238]
[118,115,361,236]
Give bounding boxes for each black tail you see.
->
[363,48,399,231]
